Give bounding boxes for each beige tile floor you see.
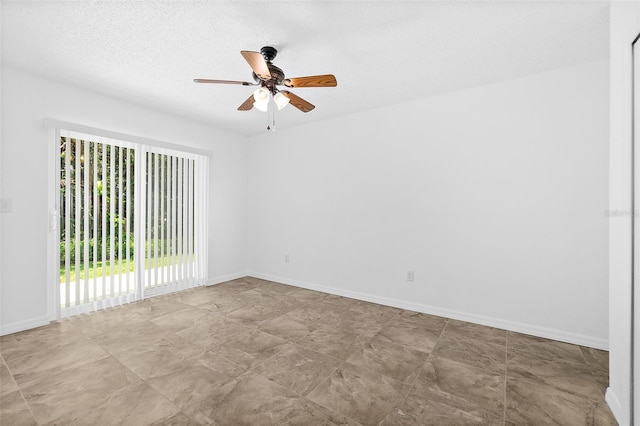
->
[0,277,617,425]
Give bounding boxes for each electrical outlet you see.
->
[406,271,414,282]
[285,254,290,263]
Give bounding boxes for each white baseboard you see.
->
[207,271,249,286]
[1,271,609,352]
[248,271,609,350]
[605,387,625,426]
[0,314,51,336]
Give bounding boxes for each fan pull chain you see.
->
[266,102,270,131]
[267,95,276,131]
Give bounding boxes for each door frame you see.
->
[633,30,640,426]
[47,127,61,322]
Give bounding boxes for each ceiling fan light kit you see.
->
[252,87,270,112]
[274,92,290,110]
[253,99,269,113]
[253,87,269,103]
[195,46,337,131]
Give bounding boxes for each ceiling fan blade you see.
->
[281,90,315,113]
[194,79,257,86]
[283,74,337,88]
[240,51,271,80]
[237,95,254,111]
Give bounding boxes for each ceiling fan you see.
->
[194,46,337,130]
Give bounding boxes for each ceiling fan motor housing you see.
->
[253,47,285,91]
[252,66,285,91]
[266,64,285,86]
[260,46,278,62]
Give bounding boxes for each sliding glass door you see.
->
[57,130,208,317]
[59,135,136,312]
[141,148,208,297]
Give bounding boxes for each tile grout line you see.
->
[298,377,364,426]
[2,352,39,425]
[296,358,382,426]
[105,343,208,425]
[273,306,425,424]
[504,332,508,426]
[576,345,608,392]
[376,318,453,424]
[76,295,246,425]
[429,317,450,360]
[392,319,452,416]
[265,346,345,401]
[311,308,428,385]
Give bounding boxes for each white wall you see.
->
[0,66,248,334]
[608,2,640,425]
[248,60,609,349]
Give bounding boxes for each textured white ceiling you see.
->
[1,1,609,136]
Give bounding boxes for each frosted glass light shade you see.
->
[253,87,269,103]
[252,87,270,112]
[253,100,268,112]
[274,92,290,110]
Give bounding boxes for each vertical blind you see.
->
[141,147,209,296]
[59,130,208,316]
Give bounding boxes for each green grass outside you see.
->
[60,256,188,282]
